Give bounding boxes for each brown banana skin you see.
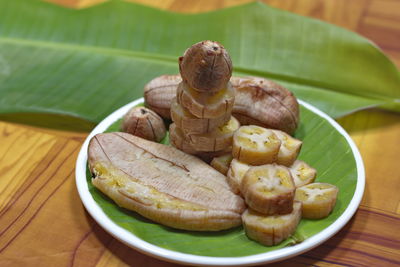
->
[144,75,299,134]
[179,40,232,92]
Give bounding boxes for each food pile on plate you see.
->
[88,41,338,246]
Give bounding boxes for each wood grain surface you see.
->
[1,0,400,266]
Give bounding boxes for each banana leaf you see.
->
[0,0,399,131]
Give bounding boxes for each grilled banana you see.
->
[226,159,251,194]
[169,123,197,155]
[272,130,302,167]
[290,160,317,188]
[232,126,281,165]
[241,164,295,215]
[295,183,338,219]
[177,81,235,119]
[171,98,230,134]
[187,116,240,152]
[242,202,302,246]
[210,153,233,175]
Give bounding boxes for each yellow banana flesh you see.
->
[272,130,302,167]
[290,160,317,188]
[210,153,233,175]
[241,164,296,215]
[242,202,302,246]
[232,126,281,165]
[295,182,338,219]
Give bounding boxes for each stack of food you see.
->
[88,40,340,248]
[169,41,239,160]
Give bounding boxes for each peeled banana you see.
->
[187,116,240,152]
[210,153,233,175]
[242,202,302,246]
[171,98,230,134]
[272,130,302,167]
[226,159,251,194]
[290,160,317,188]
[241,164,295,215]
[177,81,235,119]
[232,126,281,165]
[295,183,338,219]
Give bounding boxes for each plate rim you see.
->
[75,97,365,266]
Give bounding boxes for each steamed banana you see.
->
[210,153,233,175]
[226,159,251,194]
[187,116,240,152]
[290,160,317,188]
[295,183,338,219]
[171,98,230,134]
[177,81,235,119]
[242,202,302,246]
[272,130,302,167]
[241,164,295,215]
[232,126,281,165]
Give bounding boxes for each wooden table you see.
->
[1,0,399,266]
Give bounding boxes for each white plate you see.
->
[75,97,365,266]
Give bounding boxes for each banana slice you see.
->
[171,98,230,134]
[272,130,302,167]
[177,81,235,118]
[295,183,338,219]
[187,116,240,152]
[242,202,302,246]
[169,123,197,155]
[210,153,233,175]
[241,164,295,215]
[232,126,281,165]
[226,159,251,194]
[290,160,317,188]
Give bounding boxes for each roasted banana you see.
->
[226,159,251,194]
[171,98,230,134]
[210,153,233,175]
[177,81,235,119]
[169,123,198,155]
[242,202,302,246]
[290,160,317,188]
[272,130,302,167]
[187,116,240,152]
[295,183,338,219]
[232,126,281,165]
[241,164,295,215]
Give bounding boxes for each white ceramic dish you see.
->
[75,97,365,266]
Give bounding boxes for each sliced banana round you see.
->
[210,153,233,175]
[290,160,317,188]
[232,126,281,165]
[177,81,235,119]
[241,164,295,215]
[242,202,302,246]
[187,116,240,152]
[272,130,302,167]
[169,123,197,155]
[294,183,338,219]
[171,98,230,134]
[226,159,251,194]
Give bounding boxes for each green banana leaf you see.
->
[0,0,399,131]
[86,102,357,256]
